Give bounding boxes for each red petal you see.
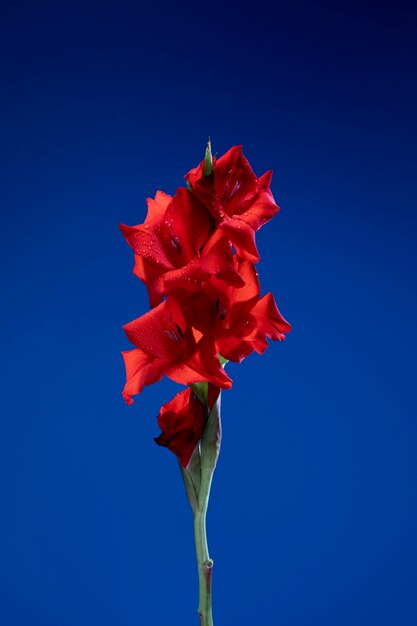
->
[228,260,260,310]
[186,158,206,192]
[215,334,255,362]
[123,298,189,360]
[120,223,173,269]
[144,191,172,226]
[167,338,232,389]
[207,384,221,412]
[201,230,246,286]
[162,188,213,261]
[155,388,206,467]
[219,216,260,263]
[214,146,259,216]
[133,255,164,308]
[120,191,174,269]
[238,171,280,232]
[248,293,292,353]
[162,258,203,294]
[122,348,167,404]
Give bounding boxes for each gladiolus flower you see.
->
[154,388,206,467]
[181,259,291,362]
[120,188,243,307]
[119,142,291,625]
[122,296,231,404]
[186,145,279,263]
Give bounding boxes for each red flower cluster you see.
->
[121,144,291,467]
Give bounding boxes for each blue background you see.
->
[1,1,416,624]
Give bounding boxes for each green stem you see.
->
[183,390,222,625]
[194,468,214,626]
[194,393,221,625]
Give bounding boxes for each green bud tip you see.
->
[203,137,213,176]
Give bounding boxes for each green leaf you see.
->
[186,442,201,497]
[180,463,199,514]
[200,393,222,473]
[217,354,229,368]
[190,381,208,405]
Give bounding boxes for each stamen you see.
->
[171,236,182,253]
[164,329,181,343]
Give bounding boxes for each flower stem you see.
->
[194,476,214,626]
[182,390,222,625]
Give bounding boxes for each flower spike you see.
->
[119,140,291,626]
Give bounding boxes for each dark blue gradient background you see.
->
[1,1,416,625]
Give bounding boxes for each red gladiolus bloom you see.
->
[120,142,292,625]
[182,259,291,362]
[122,296,232,404]
[155,385,221,467]
[154,388,205,467]
[186,146,279,263]
[120,188,243,307]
